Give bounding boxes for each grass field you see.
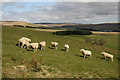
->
[2,26,119,78]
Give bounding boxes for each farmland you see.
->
[2,26,119,78]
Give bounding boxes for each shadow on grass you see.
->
[48,47,54,49]
[16,43,19,46]
[117,57,120,61]
[16,43,22,48]
[61,49,66,51]
[75,54,89,58]
[27,49,34,52]
[96,56,109,61]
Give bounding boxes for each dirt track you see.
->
[33,29,65,32]
[92,31,119,34]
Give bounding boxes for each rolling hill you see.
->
[1,21,119,32]
[34,22,119,32]
[1,21,46,27]
[2,25,119,78]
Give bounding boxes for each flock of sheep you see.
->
[18,37,114,61]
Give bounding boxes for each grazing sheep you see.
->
[22,41,30,49]
[64,44,69,51]
[39,41,46,50]
[21,37,31,42]
[18,38,24,47]
[51,42,58,49]
[101,52,113,61]
[80,49,92,59]
[19,39,30,49]
[18,37,31,47]
[30,43,39,52]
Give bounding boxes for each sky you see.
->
[1,1,119,24]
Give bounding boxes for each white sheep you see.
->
[39,41,46,50]
[64,44,69,51]
[22,41,30,49]
[21,37,31,42]
[18,38,24,47]
[18,37,31,47]
[30,43,39,52]
[18,39,30,49]
[51,42,58,49]
[80,49,92,59]
[101,52,113,61]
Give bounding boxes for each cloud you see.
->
[1,0,119,2]
[2,2,118,24]
[1,0,19,2]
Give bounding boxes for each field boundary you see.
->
[92,31,119,34]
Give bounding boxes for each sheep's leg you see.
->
[18,42,21,47]
[23,46,25,49]
[35,48,37,52]
[90,56,92,59]
[84,56,85,58]
[26,46,28,49]
[56,47,57,49]
[21,44,23,48]
[43,46,45,49]
[34,49,36,52]
[36,49,37,52]
[66,49,68,51]
[40,47,42,50]
[65,48,67,51]
[34,49,35,52]
[18,42,20,47]
[105,57,106,60]
[111,58,113,61]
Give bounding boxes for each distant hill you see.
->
[1,21,119,32]
[55,23,119,32]
[1,21,46,27]
[34,22,119,32]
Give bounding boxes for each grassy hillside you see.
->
[1,21,45,27]
[2,26,119,78]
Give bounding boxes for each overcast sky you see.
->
[1,1,118,24]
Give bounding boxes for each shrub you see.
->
[93,38,106,46]
[93,38,99,45]
[99,38,106,46]
[85,38,92,43]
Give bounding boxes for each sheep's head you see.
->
[56,43,58,47]
[101,52,105,54]
[51,42,54,44]
[80,49,84,51]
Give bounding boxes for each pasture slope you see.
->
[2,26,119,78]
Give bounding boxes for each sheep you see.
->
[22,41,30,49]
[51,42,58,49]
[18,39,30,49]
[18,38,24,47]
[64,44,69,51]
[18,37,31,47]
[80,49,92,59]
[39,41,46,50]
[21,37,31,42]
[30,43,39,52]
[101,52,113,61]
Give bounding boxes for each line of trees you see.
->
[52,30,93,36]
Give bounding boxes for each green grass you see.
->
[2,26,119,78]
[63,34,118,50]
